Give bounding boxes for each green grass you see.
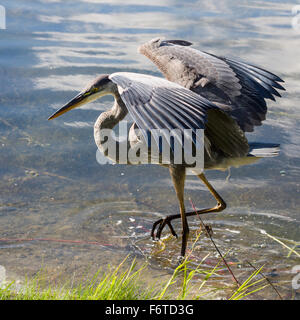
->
[0,257,152,300]
[0,254,271,300]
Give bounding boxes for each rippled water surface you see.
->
[0,0,300,299]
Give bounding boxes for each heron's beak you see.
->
[48,89,97,120]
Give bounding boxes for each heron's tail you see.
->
[248,142,280,157]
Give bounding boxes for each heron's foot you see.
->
[151,216,178,240]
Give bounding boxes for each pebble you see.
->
[252,243,267,249]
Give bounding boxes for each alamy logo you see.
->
[0,5,5,29]
[292,265,300,290]
[95,121,204,174]
[292,5,300,32]
[0,265,6,286]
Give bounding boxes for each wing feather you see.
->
[154,94,203,128]
[139,38,285,132]
[109,72,217,151]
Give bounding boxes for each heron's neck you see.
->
[94,91,128,162]
[96,94,127,131]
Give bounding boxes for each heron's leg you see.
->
[196,172,227,213]
[153,165,189,257]
[171,166,189,257]
[151,172,226,240]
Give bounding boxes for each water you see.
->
[0,0,299,299]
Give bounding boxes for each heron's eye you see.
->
[84,87,98,96]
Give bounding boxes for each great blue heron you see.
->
[48,38,285,257]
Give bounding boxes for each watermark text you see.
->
[292,5,300,32]
[0,5,6,29]
[95,121,204,174]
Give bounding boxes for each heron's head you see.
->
[48,74,112,120]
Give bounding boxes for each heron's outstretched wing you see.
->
[109,72,249,158]
[109,72,216,151]
[139,38,285,132]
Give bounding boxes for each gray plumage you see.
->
[110,72,214,156]
[109,72,250,167]
[139,38,285,133]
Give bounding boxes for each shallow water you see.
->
[0,0,299,299]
